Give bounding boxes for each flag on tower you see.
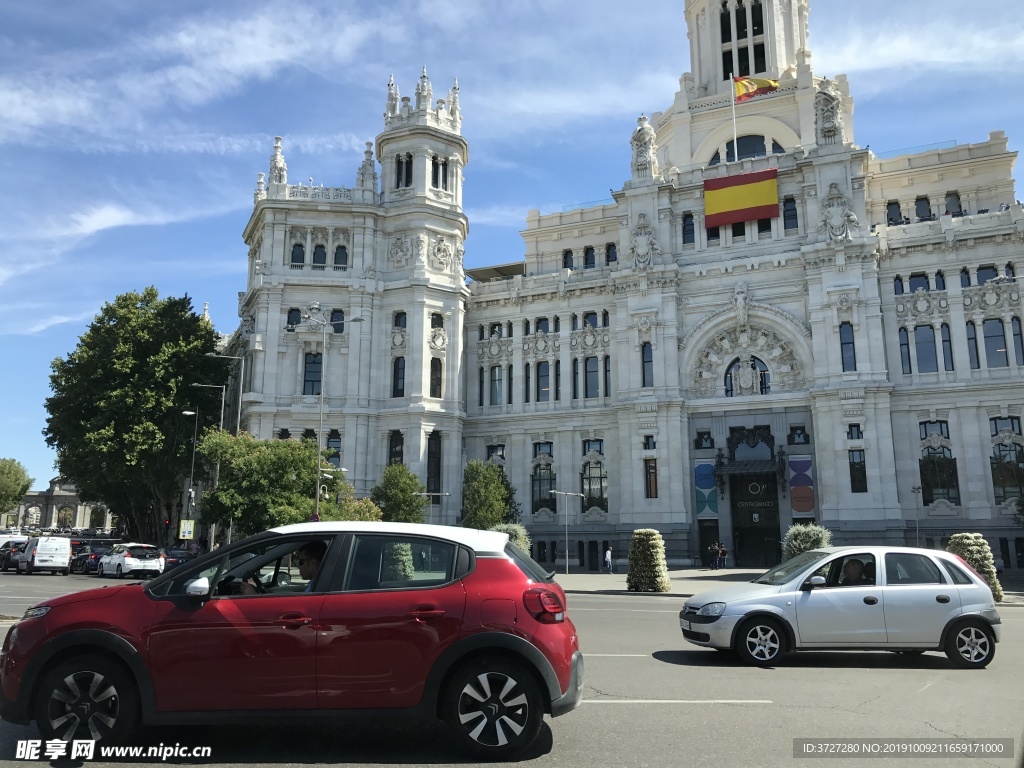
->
[733,76,780,103]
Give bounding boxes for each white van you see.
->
[14,536,72,575]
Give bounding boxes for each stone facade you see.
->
[4,478,111,530]
[229,3,1024,571]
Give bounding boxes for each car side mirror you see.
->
[185,576,212,601]
[802,575,826,591]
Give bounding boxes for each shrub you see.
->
[782,522,833,560]
[490,523,531,552]
[626,529,671,593]
[381,541,414,581]
[946,533,1004,602]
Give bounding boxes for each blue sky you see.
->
[1,0,1020,492]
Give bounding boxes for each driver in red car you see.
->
[240,540,325,595]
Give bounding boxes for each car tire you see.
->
[25,563,33,575]
[735,617,787,667]
[34,655,139,745]
[944,622,996,669]
[442,656,544,760]
[116,565,123,579]
[97,564,104,578]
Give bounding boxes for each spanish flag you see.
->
[734,76,779,103]
[704,169,779,228]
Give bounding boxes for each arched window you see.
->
[334,245,348,268]
[330,310,344,334]
[606,243,618,264]
[602,310,610,327]
[563,250,574,270]
[312,244,327,265]
[430,358,443,398]
[894,276,904,296]
[709,135,770,165]
[783,198,799,231]
[326,430,342,469]
[724,356,770,396]
[934,270,946,290]
[431,313,444,329]
[431,155,440,188]
[291,243,305,264]
[536,361,550,402]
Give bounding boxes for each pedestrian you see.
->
[605,546,613,574]
[709,542,719,570]
[718,543,728,569]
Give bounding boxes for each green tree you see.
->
[496,465,522,524]
[947,533,1004,602]
[43,287,222,544]
[370,464,428,523]
[626,529,671,592]
[1015,496,1024,529]
[0,458,33,517]
[490,523,531,552]
[197,431,380,537]
[462,460,507,530]
[782,522,833,559]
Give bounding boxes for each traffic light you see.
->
[164,518,170,529]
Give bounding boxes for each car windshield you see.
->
[752,549,831,585]
[128,546,158,558]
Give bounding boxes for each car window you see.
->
[819,553,876,587]
[345,535,456,591]
[884,552,945,585]
[938,559,973,585]
[752,549,831,585]
[128,546,159,558]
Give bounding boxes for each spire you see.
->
[269,136,287,185]
[449,77,460,120]
[416,66,432,110]
[254,172,266,204]
[386,74,400,119]
[357,141,378,191]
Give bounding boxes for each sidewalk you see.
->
[554,567,1024,606]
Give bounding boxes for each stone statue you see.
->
[630,115,660,181]
[628,213,662,272]
[734,283,749,328]
[818,183,860,242]
[815,80,844,146]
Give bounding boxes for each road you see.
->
[0,574,1022,767]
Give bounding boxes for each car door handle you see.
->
[936,595,951,604]
[408,607,445,619]
[273,614,312,629]
[863,596,878,605]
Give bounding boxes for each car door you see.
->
[881,552,961,645]
[146,535,334,712]
[795,552,887,645]
[316,533,467,710]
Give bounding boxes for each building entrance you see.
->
[730,474,781,568]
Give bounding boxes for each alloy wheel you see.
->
[44,669,121,742]
[457,671,532,749]
[744,623,781,662]
[954,626,990,664]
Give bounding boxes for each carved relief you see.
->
[962,282,1021,318]
[627,213,662,272]
[388,235,411,268]
[570,328,612,354]
[455,241,465,278]
[815,80,844,146]
[428,327,448,351]
[894,288,950,323]
[691,325,804,396]
[734,283,749,328]
[432,235,454,270]
[391,328,407,350]
[992,429,1024,449]
[817,183,860,242]
[630,115,660,181]
[479,334,514,363]
[921,431,952,452]
[523,332,560,361]
[679,300,811,351]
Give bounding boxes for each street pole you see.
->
[911,485,922,547]
[206,352,246,434]
[182,410,199,518]
[191,384,225,430]
[550,490,585,575]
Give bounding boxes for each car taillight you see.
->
[523,587,565,623]
[955,554,985,581]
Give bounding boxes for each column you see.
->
[745,1,755,75]
[304,226,313,264]
[974,313,989,370]
[729,0,739,80]
[904,320,917,379]
[327,227,335,266]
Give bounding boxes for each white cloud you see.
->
[464,205,533,227]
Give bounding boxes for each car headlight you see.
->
[22,606,51,620]
[696,602,726,617]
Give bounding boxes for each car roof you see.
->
[120,542,157,548]
[269,522,510,554]
[812,545,954,557]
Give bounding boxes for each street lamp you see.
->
[205,352,246,434]
[911,485,922,547]
[182,410,199,519]
[415,492,451,525]
[190,383,225,430]
[550,490,585,575]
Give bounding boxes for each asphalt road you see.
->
[1,574,1022,767]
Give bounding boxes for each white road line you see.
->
[571,608,678,613]
[586,654,650,657]
[583,699,773,705]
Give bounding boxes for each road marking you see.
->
[586,654,649,657]
[584,699,772,705]
[571,608,678,613]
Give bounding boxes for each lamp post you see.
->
[911,485,922,547]
[205,352,246,433]
[415,492,451,525]
[550,490,585,575]
[190,383,225,430]
[182,410,199,520]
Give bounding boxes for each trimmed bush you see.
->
[490,523,531,552]
[782,522,833,560]
[626,529,671,593]
[946,533,1004,602]
[381,541,414,581]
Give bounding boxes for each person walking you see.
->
[605,546,613,574]
[718,543,728,570]
[709,542,719,570]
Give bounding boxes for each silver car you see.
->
[679,546,1001,668]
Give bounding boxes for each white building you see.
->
[229,0,1024,570]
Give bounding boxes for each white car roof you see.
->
[269,522,510,554]
[811,545,957,558]
[120,542,157,548]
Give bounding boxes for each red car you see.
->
[0,522,583,759]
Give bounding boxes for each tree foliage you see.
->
[43,287,222,544]
[462,460,507,530]
[946,533,1004,602]
[197,431,379,537]
[370,464,427,523]
[0,458,33,517]
[782,522,833,560]
[626,529,671,592]
[490,523,531,552]
[1015,496,1024,529]
[497,465,522,524]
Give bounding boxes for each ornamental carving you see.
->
[479,334,514,363]
[627,213,662,272]
[388,235,411,268]
[962,282,1021,318]
[894,288,950,322]
[691,325,804,396]
[679,300,810,351]
[815,80,845,146]
[455,241,465,278]
[734,283,749,328]
[817,183,860,242]
[432,236,454,270]
[582,450,605,469]
[992,429,1024,448]
[391,328,407,350]
[570,328,611,353]
[523,332,560,361]
[428,327,447,351]
[921,432,951,451]
[630,115,660,181]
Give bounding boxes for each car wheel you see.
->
[34,655,139,745]
[442,656,544,760]
[736,617,786,667]
[116,565,123,579]
[25,563,33,575]
[944,622,996,669]
[97,564,104,578]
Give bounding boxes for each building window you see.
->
[602,311,610,327]
[489,322,503,338]
[394,312,407,329]
[388,430,403,465]
[489,366,502,406]
[945,192,962,215]
[643,435,657,450]
[523,319,531,337]
[915,325,939,373]
[724,356,770,396]
[915,197,933,221]
[849,450,867,493]
[330,309,345,334]
[536,317,549,334]
[847,424,863,440]
[783,197,799,231]
[431,313,444,329]
[720,1,732,44]
[302,428,316,442]
[585,356,599,398]
[935,271,946,290]
[840,322,857,372]
[707,225,720,242]
[536,361,550,402]
[392,357,406,397]
[583,439,604,456]
[695,431,714,449]
[583,311,598,328]
[507,365,514,405]
[286,308,301,330]
[426,431,442,499]
[908,273,929,292]
[312,244,327,265]
[581,459,608,512]
[606,243,618,264]
[644,459,659,498]
[990,417,1024,505]
[291,243,305,264]
[584,246,596,269]
[894,276,904,296]
[303,353,322,396]
[524,363,531,403]
[1013,317,1024,365]
[919,421,960,506]
[683,214,695,243]
[486,444,505,461]
[899,328,912,374]
[430,358,443,398]
[277,429,291,441]
[334,245,348,267]
[535,441,553,458]
[563,250,574,270]
[326,430,342,469]
[964,321,980,369]
[395,152,412,188]
[507,321,514,339]
[553,316,560,333]
[983,319,1009,367]
[886,201,903,225]
[788,426,810,445]
[554,360,561,401]
[977,265,999,285]
[1006,263,1016,278]
[604,355,611,397]
[757,218,772,235]
[478,367,484,406]
[731,221,746,240]
[941,323,955,371]
[572,359,579,400]
[641,342,654,388]
[960,268,970,288]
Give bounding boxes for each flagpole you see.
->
[730,73,738,165]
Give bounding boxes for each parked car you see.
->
[0,541,27,572]
[680,546,1001,668]
[0,522,584,757]
[69,544,111,574]
[157,547,195,572]
[12,537,71,576]
[97,543,164,579]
